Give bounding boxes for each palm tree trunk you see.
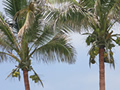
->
[23,69,30,90]
[99,46,105,90]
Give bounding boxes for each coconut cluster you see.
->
[104,51,114,63]
[12,71,20,77]
[89,46,99,64]
[89,46,114,65]
[30,75,39,83]
[86,35,96,45]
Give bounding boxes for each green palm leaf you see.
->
[0,15,19,51]
[3,0,28,19]
[1,0,76,89]
[45,0,94,32]
[34,33,76,64]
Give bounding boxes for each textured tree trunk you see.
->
[99,46,105,90]
[23,69,30,90]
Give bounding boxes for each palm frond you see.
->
[23,13,42,43]
[26,24,55,50]
[0,51,20,62]
[33,26,54,47]
[3,0,28,19]
[45,0,94,32]
[0,15,20,51]
[80,0,95,8]
[18,11,35,37]
[11,2,35,37]
[33,34,76,64]
[47,0,80,4]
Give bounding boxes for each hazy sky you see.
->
[0,0,120,90]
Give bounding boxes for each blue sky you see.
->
[0,0,120,90]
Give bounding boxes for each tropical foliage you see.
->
[0,0,76,90]
[46,0,120,65]
[44,0,120,90]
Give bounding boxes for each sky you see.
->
[0,0,120,90]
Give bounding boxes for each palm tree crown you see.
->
[45,0,120,90]
[0,0,76,89]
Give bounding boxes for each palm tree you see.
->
[1,0,76,90]
[45,0,120,90]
